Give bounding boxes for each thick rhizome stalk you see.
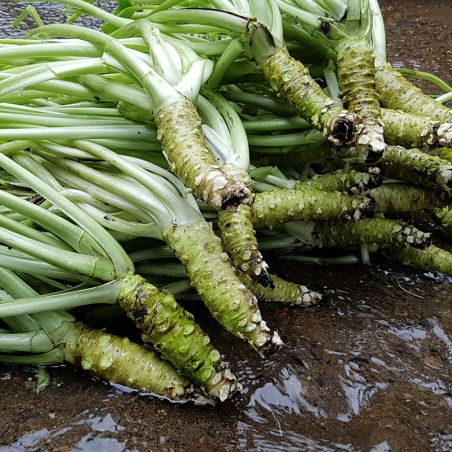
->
[250,26,356,146]
[0,269,194,400]
[28,22,250,210]
[163,221,282,355]
[381,109,452,149]
[251,187,374,228]
[283,218,430,249]
[386,245,452,278]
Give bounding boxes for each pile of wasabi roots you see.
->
[0,0,450,403]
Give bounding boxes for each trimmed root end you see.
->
[437,123,452,148]
[220,184,253,211]
[437,169,452,193]
[208,364,241,402]
[330,113,357,145]
[400,226,431,248]
[294,287,322,307]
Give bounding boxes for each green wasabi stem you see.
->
[375,63,452,123]
[238,272,322,307]
[116,273,238,401]
[382,109,452,149]
[163,221,282,356]
[250,28,356,146]
[336,37,385,160]
[288,218,430,249]
[386,245,452,278]
[434,207,452,233]
[378,146,452,193]
[369,184,448,213]
[155,99,251,210]
[60,321,194,400]
[218,205,272,288]
[296,169,383,194]
[251,188,374,229]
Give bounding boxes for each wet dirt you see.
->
[0,1,451,451]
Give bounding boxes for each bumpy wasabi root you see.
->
[434,207,452,233]
[155,99,251,209]
[218,205,272,287]
[336,37,385,160]
[296,169,383,194]
[370,184,448,213]
[117,274,238,401]
[61,322,192,400]
[257,47,356,145]
[239,272,322,307]
[435,148,452,163]
[379,146,452,193]
[382,109,452,149]
[163,221,282,356]
[251,188,374,229]
[303,218,430,249]
[387,245,452,277]
[376,63,452,123]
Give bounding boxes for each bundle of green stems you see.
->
[0,0,451,402]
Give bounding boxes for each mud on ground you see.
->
[0,1,451,451]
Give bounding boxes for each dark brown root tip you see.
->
[221,185,252,211]
[365,149,385,164]
[363,198,376,218]
[333,117,356,144]
[255,271,274,289]
[367,172,385,189]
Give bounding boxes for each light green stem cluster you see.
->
[116,274,237,401]
[251,188,373,228]
[239,272,322,307]
[218,205,271,286]
[62,321,192,399]
[258,47,356,145]
[388,245,452,277]
[370,184,447,213]
[296,169,382,194]
[154,99,251,209]
[337,37,385,159]
[376,63,452,123]
[379,146,452,192]
[382,109,452,149]
[163,221,282,356]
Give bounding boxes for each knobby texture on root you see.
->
[163,221,282,356]
[62,321,192,400]
[370,183,448,213]
[251,188,374,229]
[337,37,385,160]
[387,245,452,277]
[259,47,356,145]
[239,271,322,307]
[296,169,383,194]
[155,99,251,209]
[376,63,452,123]
[379,146,452,193]
[218,204,272,287]
[303,218,430,249]
[382,108,452,149]
[434,207,452,233]
[117,274,238,401]
[436,148,452,163]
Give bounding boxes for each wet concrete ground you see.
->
[0,1,451,451]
